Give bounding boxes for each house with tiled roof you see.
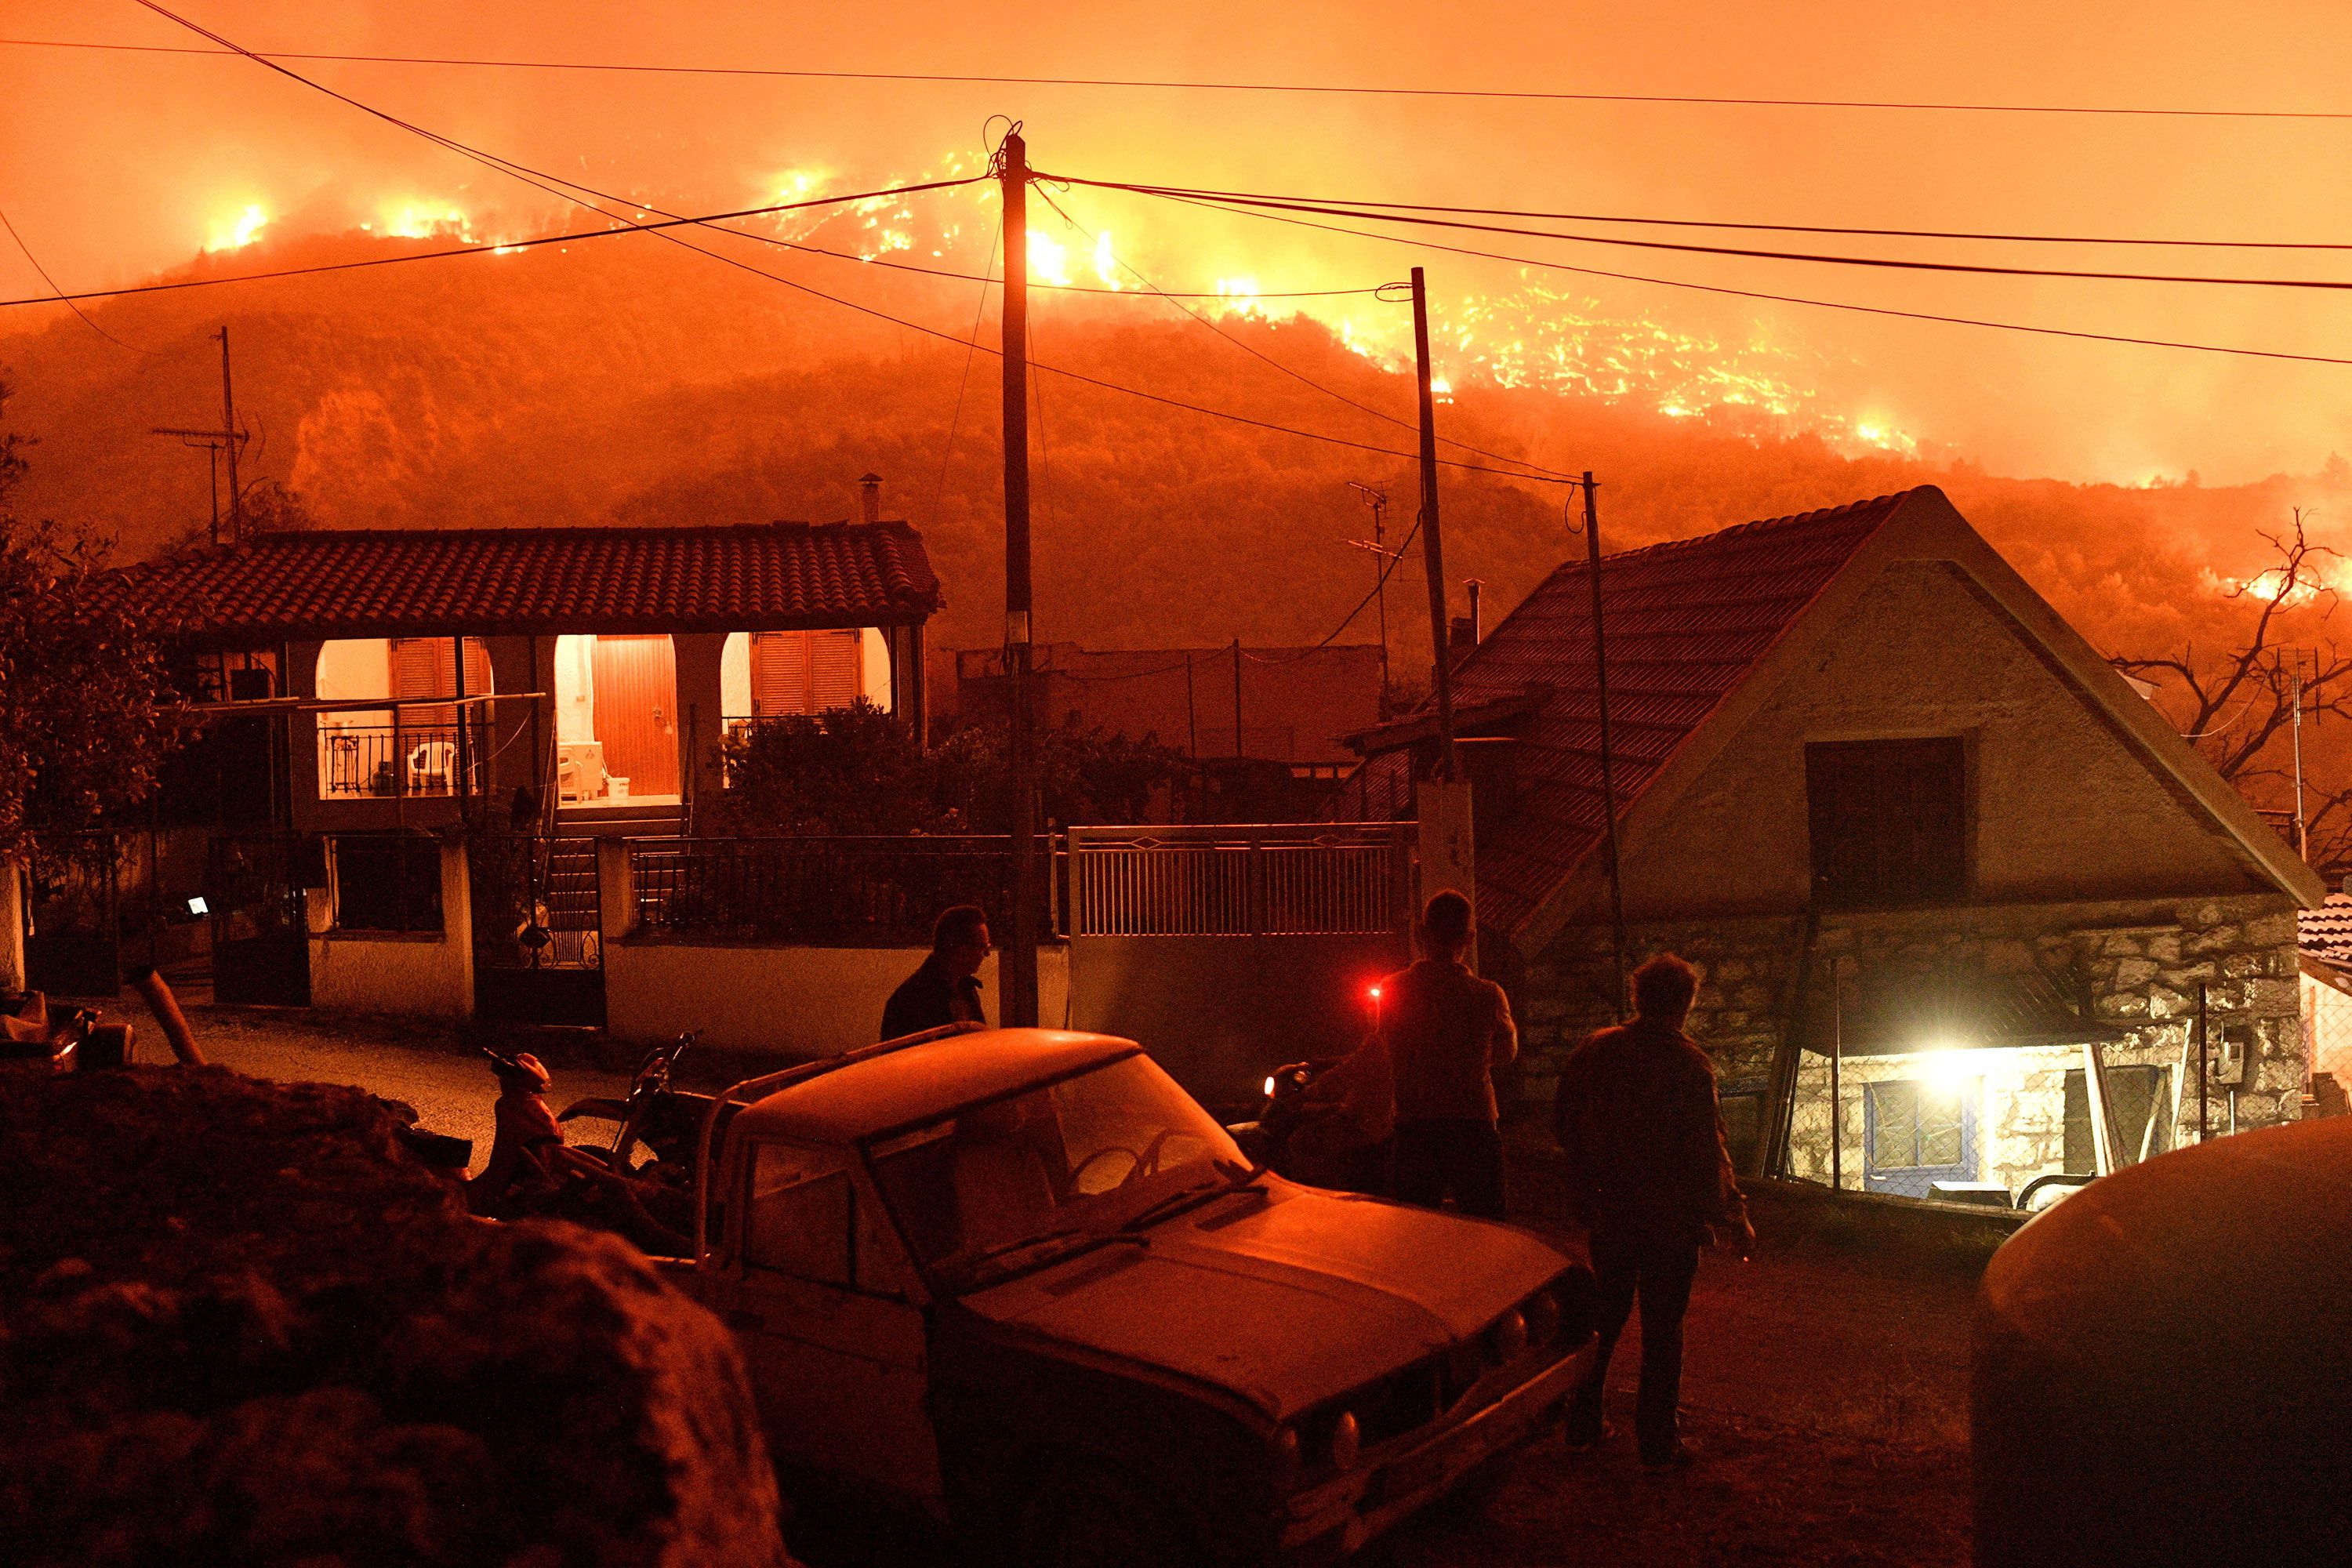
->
[96,489,942,1019]
[1346,486,2323,1209]
[114,496,941,835]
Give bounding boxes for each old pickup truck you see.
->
[654,1025,1594,1566]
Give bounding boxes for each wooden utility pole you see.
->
[997,127,1040,1029]
[1347,481,1396,717]
[152,327,248,548]
[1231,636,1244,760]
[1584,474,1629,1018]
[219,327,245,542]
[1408,267,1455,775]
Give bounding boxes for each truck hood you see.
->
[961,1178,1570,1421]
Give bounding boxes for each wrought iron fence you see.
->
[630,836,1036,946]
[316,723,488,799]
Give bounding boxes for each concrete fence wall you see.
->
[306,838,475,1019]
[285,835,1072,1057]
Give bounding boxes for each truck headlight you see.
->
[1330,1411,1360,1470]
[1486,1308,1528,1365]
[1271,1425,1301,1469]
[1524,1289,1562,1348]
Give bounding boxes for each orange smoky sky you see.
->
[5,0,2352,485]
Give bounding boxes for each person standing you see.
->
[1555,952,1753,1470]
[1375,890,1517,1221]
[880,905,993,1040]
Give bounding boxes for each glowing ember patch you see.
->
[379,203,474,242]
[1028,231,1073,287]
[774,168,829,204]
[205,204,269,253]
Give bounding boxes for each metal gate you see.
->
[1065,823,1415,1113]
[470,836,604,1029]
[206,833,314,1007]
[25,833,126,996]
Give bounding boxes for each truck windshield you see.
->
[866,1052,1248,1292]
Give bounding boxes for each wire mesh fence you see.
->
[1778,1044,2177,1210]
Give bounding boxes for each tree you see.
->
[712,699,1184,836]
[2112,510,2352,869]
[0,376,183,862]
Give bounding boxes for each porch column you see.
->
[596,838,637,945]
[0,858,24,995]
[285,639,325,833]
[441,837,475,1018]
[481,636,539,819]
[671,633,728,819]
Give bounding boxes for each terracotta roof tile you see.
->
[1349,490,1918,937]
[104,521,942,644]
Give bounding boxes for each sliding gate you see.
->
[1065,823,1415,1115]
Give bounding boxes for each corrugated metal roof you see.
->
[1346,491,1915,936]
[101,521,942,644]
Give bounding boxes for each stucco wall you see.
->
[604,939,1071,1057]
[1612,559,2267,920]
[305,840,474,1018]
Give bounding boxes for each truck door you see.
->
[722,1138,943,1508]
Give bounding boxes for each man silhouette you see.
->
[1375,890,1517,1220]
[880,905,991,1040]
[1555,953,1753,1470]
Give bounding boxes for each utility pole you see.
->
[1584,473,1630,1018]
[219,327,245,541]
[1231,636,1244,760]
[151,326,249,548]
[1346,481,1396,717]
[1408,267,1455,774]
[996,126,1040,1028]
[2292,655,2310,862]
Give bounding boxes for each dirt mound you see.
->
[0,1067,787,1567]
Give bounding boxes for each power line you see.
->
[1034,183,1571,483]
[119,5,1580,486]
[1251,510,1426,665]
[1048,180,2352,253]
[13,34,2352,122]
[0,199,151,351]
[1109,184,2352,369]
[1061,177,2352,295]
[0,180,981,310]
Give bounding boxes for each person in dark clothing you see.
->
[1370,890,1518,1220]
[1555,953,1753,1469]
[880,905,992,1040]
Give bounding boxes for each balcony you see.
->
[317,723,488,799]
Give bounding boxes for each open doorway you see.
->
[554,633,681,804]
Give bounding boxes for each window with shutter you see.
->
[1804,737,1966,907]
[748,631,865,714]
[810,630,862,711]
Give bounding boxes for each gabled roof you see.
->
[1386,492,1912,936]
[103,521,942,644]
[1352,486,2322,941]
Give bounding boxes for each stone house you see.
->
[1348,488,2321,1207]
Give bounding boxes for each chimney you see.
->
[858,472,882,524]
[1464,578,1484,644]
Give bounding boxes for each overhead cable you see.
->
[130,1,1565,483]
[1103,184,2352,369]
[1058,177,2352,294]
[13,35,2352,122]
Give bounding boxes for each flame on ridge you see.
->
[204,204,268,253]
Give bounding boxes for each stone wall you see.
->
[1515,891,2307,1176]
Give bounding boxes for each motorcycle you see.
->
[2,993,134,1073]
[1228,1055,1391,1196]
[557,1031,702,1185]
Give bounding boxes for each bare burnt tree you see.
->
[2113,509,2352,871]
